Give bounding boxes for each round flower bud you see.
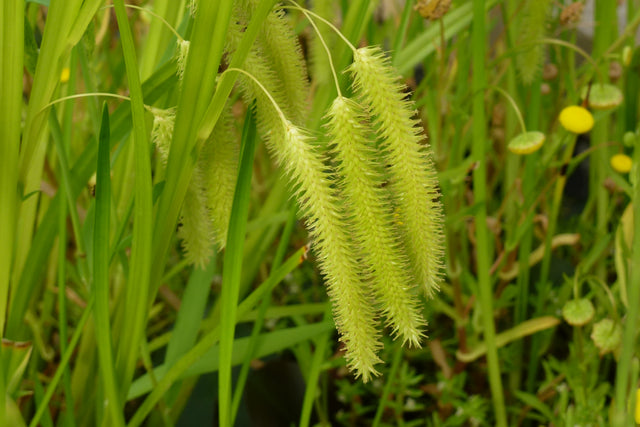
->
[562,298,595,326]
[559,106,594,134]
[508,131,546,155]
[610,153,632,173]
[591,318,622,355]
[581,83,623,110]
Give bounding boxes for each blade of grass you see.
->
[29,295,95,427]
[0,3,24,419]
[230,203,297,425]
[218,107,257,427]
[471,0,506,425]
[94,105,124,426]
[372,342,403,427]
[6,61,177,339]
[112,0,153,404]
[149,0,235,303]
[298,306,331,427]
[129,320,333,401]
[0,0,23,339]
[126,246,306,425]
[163,254,218,405]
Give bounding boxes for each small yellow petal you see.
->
[610,153,633,173]
[60,67,70,83]
[559,105,594,134]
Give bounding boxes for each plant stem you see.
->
[112,0,153,404]
[471,1,507,425]
[218,109,257,427]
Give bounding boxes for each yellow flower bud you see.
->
[60,67,70,83]
[559,105,594,134]
[610,153,632,173]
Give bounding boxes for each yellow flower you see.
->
[60,67,70,83]
[559,105,594,134]
[610,153,632,173]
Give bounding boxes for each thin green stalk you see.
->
[372,343,403,427]
[230,203,297,425]
[0,2,23,418]
[13,0,84,308]
[149,0,235,308]
[391,0,413,66]
[471,1,506,425]
[57,48,78,425]
[48,111,88,285]
[0,0,23,339]
[112,0,153,403]
[57,183,76,426]
[613,134,640,425]
[591,1,617,281]
[29,295,95,427]
[299,306,331,427]
[93,105,124,426]
[526,133,577,394]
[127,246,306,426]
[219,108,257,427]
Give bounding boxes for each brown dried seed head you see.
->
[415,0,452,21]
[560,2,584,26]
[542,63,558,81]
[609,61,622,81]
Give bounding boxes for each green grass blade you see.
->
[94,105,124,426]
[0,0,24,338]
[112,0,154,403]
[126,246,305,425]
[218,107,258,427]
[128,321,333,400]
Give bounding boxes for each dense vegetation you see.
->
[1,0,639,425]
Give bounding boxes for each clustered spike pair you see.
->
[158,1,444,381]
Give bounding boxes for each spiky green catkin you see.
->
[226,13,290,140]
[149,106,176,162]
[349,47,444,298]
[198,106,239,249]
[176,39,190,81]
[327,97,426,346]
[515,0,552,84]
[274,121,382,381]
[177,166,214,267]
[149,105,215,265]
[238,0,309,125]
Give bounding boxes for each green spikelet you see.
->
[177,167,214,268]
[326,97,426,346]
[271,120,382,381]
[148,105,215,266]
[176,40,190,82]
[348,46,444,298]
[516,0,552,84]
[237,0,309,124]
[226,14,289,139]
[198,106,239,249]
[149,106,176,162]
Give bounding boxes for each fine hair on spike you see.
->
[326,96,427,347]
[348,46,445,298]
